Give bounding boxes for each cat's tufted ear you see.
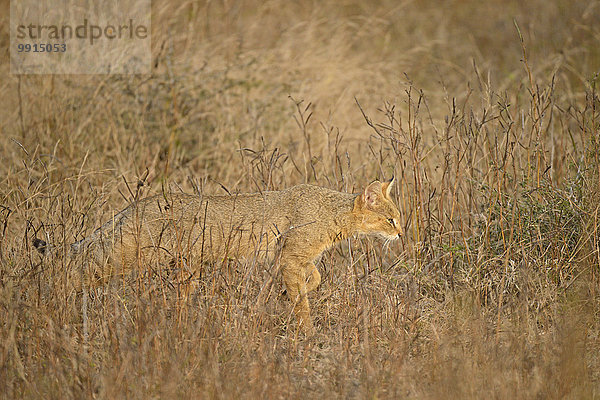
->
[362,181,383,207]
[381,176,395,199]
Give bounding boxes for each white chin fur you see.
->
[377,232,399,240]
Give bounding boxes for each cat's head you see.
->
[354,177,402,240]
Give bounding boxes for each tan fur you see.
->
[60,179,402,334]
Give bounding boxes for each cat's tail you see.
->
[32,237,86,257]
[32,237,53,255]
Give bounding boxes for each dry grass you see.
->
[1,0,600,398]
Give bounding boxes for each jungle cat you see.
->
[34,178,402,334]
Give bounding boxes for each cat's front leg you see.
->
[281,258,315,335]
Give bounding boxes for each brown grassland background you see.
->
[2,0,600,398]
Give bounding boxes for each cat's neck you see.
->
[332,194,361,243]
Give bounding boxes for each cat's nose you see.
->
[397,233,402,239]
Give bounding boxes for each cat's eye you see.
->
[387,218,396,227]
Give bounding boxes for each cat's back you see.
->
[278,184,357,222]
[130,184,354,229]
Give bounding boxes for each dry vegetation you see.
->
[1,0,600,398]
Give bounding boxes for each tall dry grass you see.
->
[1,0,600,398]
